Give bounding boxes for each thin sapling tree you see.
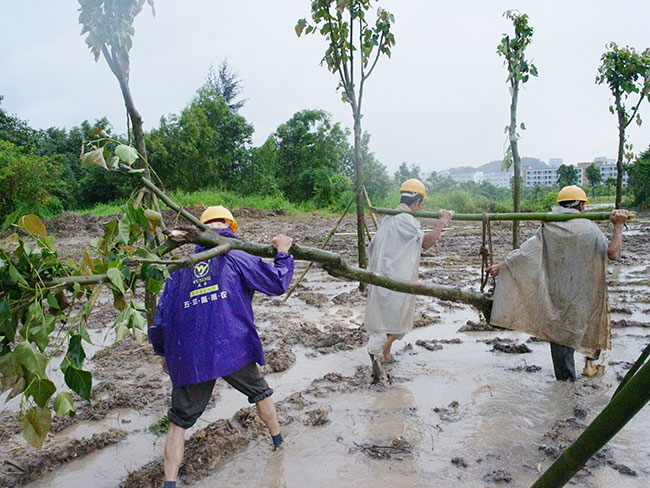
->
[296,0,395,270]
[497,10,538,249]
[596,43,650,208]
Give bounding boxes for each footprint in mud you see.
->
[433,400,461,422]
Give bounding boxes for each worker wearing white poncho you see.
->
[487,186,629,381]
[364,179,454,367]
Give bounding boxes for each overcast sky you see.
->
[2,1,649,174]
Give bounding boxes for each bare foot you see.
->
[382,334,397,363]
[583,360,602,377]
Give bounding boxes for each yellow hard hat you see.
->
[399,178,428,199]
[557,185,589,205]
[200,205,238,233]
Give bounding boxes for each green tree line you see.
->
[0,62,394,221]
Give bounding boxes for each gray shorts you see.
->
[168,362,273,429]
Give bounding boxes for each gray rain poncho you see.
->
[364,204,425,356]
[490,207,610,354]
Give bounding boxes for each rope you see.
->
[479,213,494,293]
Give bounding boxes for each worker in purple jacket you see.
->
[149,205,294,488]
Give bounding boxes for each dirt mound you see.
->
[231,207,287,218]
[122,408,267,488]
[0,429,126,488]
[161,204,204,228]
[44,211,109,238]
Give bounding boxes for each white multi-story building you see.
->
[482,171,512,188]
[450,170,513,187]
[524,166,560,187]
[451,171,484,184]
[599,163,629,186]
[577,160,628,187]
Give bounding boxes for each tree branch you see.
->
[138,177,209,232]
[624,92,646,129]
[45,230,493,316]
[362,31,386,82]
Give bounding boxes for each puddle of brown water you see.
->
[189,307,650,488]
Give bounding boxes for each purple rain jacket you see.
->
[149,228,294,388]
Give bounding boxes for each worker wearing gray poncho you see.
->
[487,185,629,381]
[364,179,454,368]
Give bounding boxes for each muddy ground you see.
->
[0,208,649,488]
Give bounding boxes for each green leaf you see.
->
[25,377,56,408]
[0,210,21,233]
[7,376,26,401]
[28,324,51,353]
[80,147,107,170]
[128,309,147,331]
[66,335,86,368]
[146,278,164,294]
[115,322,129,341]
[112,289,127,311]
[106,267,126,295]
[520,122,526,130]
[295,18,307,36]
[46,292,60,310]
[0,352,21,393]
[18,214,48,238]
[118,217,130,245]
[22,406,52,449]
[114,144,138,165]
[14,341,47,377]
[53,392,75,417]
[143,209,163,224]
[78,323,93,345]
[9,265,29,287]
[127,168,145,174]
[0,299,10,318]
[63,365,92,402]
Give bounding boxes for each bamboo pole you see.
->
[362,186,379,230]
[531,358,650,488]
[282,196,355,302]
[370,206,635,222]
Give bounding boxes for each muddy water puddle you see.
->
[192,315,650,488]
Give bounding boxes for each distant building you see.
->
[482,171,512,188]
[450,169,513,188]
[577,160,628,187]
[451,171,484,184]
[524,165,560,187]
[593,156,615,163]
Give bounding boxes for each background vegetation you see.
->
[0,61,646,223]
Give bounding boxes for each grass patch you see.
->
[76,202,124,217]
[72,188,344,217]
